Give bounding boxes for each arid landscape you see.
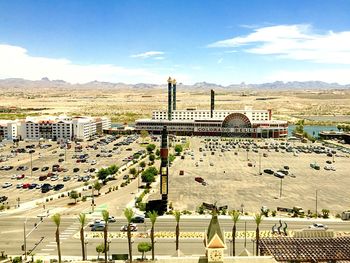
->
[1,79,350,124]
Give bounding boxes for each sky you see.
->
[1,0,350,85]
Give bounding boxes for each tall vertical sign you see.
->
[172,79,177,111]
[160,126,169,201]
[167,77,172,121]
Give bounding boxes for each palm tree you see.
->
[52,213,62,263]
[124,208,135,263]
[102,210,109,263]
[230,210,240,256]
[254,213,263,256]
[78,213,87,260]
[147,210,158,261]
[173,210,181,251]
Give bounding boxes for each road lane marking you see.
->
[41,248,54,251]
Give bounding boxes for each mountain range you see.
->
[0,77,349,90]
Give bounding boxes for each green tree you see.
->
[149,154,155,163]
[140,161,146,170]
[147,211,158,261]
[96,244,104,260]
[155,149,160,157]
[173,210,181,251]
[52,213,62,263]
[97,168,109,181]
[124,208,135,262]
[94,181,102,195]
[174,144,183,156]
[70,190,79,204]
[129,167,137,177]
[229,210,240,256]
[78,213,87,260]
[254,213,263,256]
[140,130,149,143]
[102,210,109,263]
[107,164,118,175]
[146,144,156,153]
[138,242,152,261]
[141,167,158,183]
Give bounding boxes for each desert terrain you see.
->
[1,84,350,124]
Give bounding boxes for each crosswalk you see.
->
[36,220,80,257]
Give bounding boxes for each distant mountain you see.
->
[0,78,349,90]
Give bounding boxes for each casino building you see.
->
[135,77,288,138]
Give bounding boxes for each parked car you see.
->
[54,184,64,191]
[0,196,8,202]
[120,223,137,232]
[195,177,204,183]
[39,175,47,181]
[264,169,274,175]
[2,182,12,188]
[41,166,49,171]
[63,176,71,182]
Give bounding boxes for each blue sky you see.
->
[1,0,350,85]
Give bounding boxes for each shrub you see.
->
[12,256,22,263]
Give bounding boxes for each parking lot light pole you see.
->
[258,153,262,175]
[315,189,318,216]
[279,178,283,198]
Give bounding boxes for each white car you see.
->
[2,182,12,188]
[308,223,328,230]
[120,223,137,232]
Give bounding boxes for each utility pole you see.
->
[23,220,27,261]
[315,189,318,216]
[279,178,283,198]
[91,187,95,213]
[30,152,33,178]
[258,153,262,175]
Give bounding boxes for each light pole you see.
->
[91,186,95,213]
[315,189,319,216]
[23,219,27,261]
[258,152,262,175]
[279,178,283,198]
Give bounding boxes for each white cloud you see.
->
[217,58,223,64]
[0,44,183,84]
[130,51,165,59]
[208,24,350,64]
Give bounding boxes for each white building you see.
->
[0,115,111,141]
[0,120,18,140]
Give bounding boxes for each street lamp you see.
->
[91,186,95,213]
[29,150,35,178]
[279,178,283,198]
[315,189,319,216]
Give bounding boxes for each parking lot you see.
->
[0,134,144,207]
[167,137,350,214]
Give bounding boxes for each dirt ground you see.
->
[1,87,350,123]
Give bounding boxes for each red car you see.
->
[22,183,31,189]
[16,174,25,180]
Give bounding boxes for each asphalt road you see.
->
[1,215,349,259]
